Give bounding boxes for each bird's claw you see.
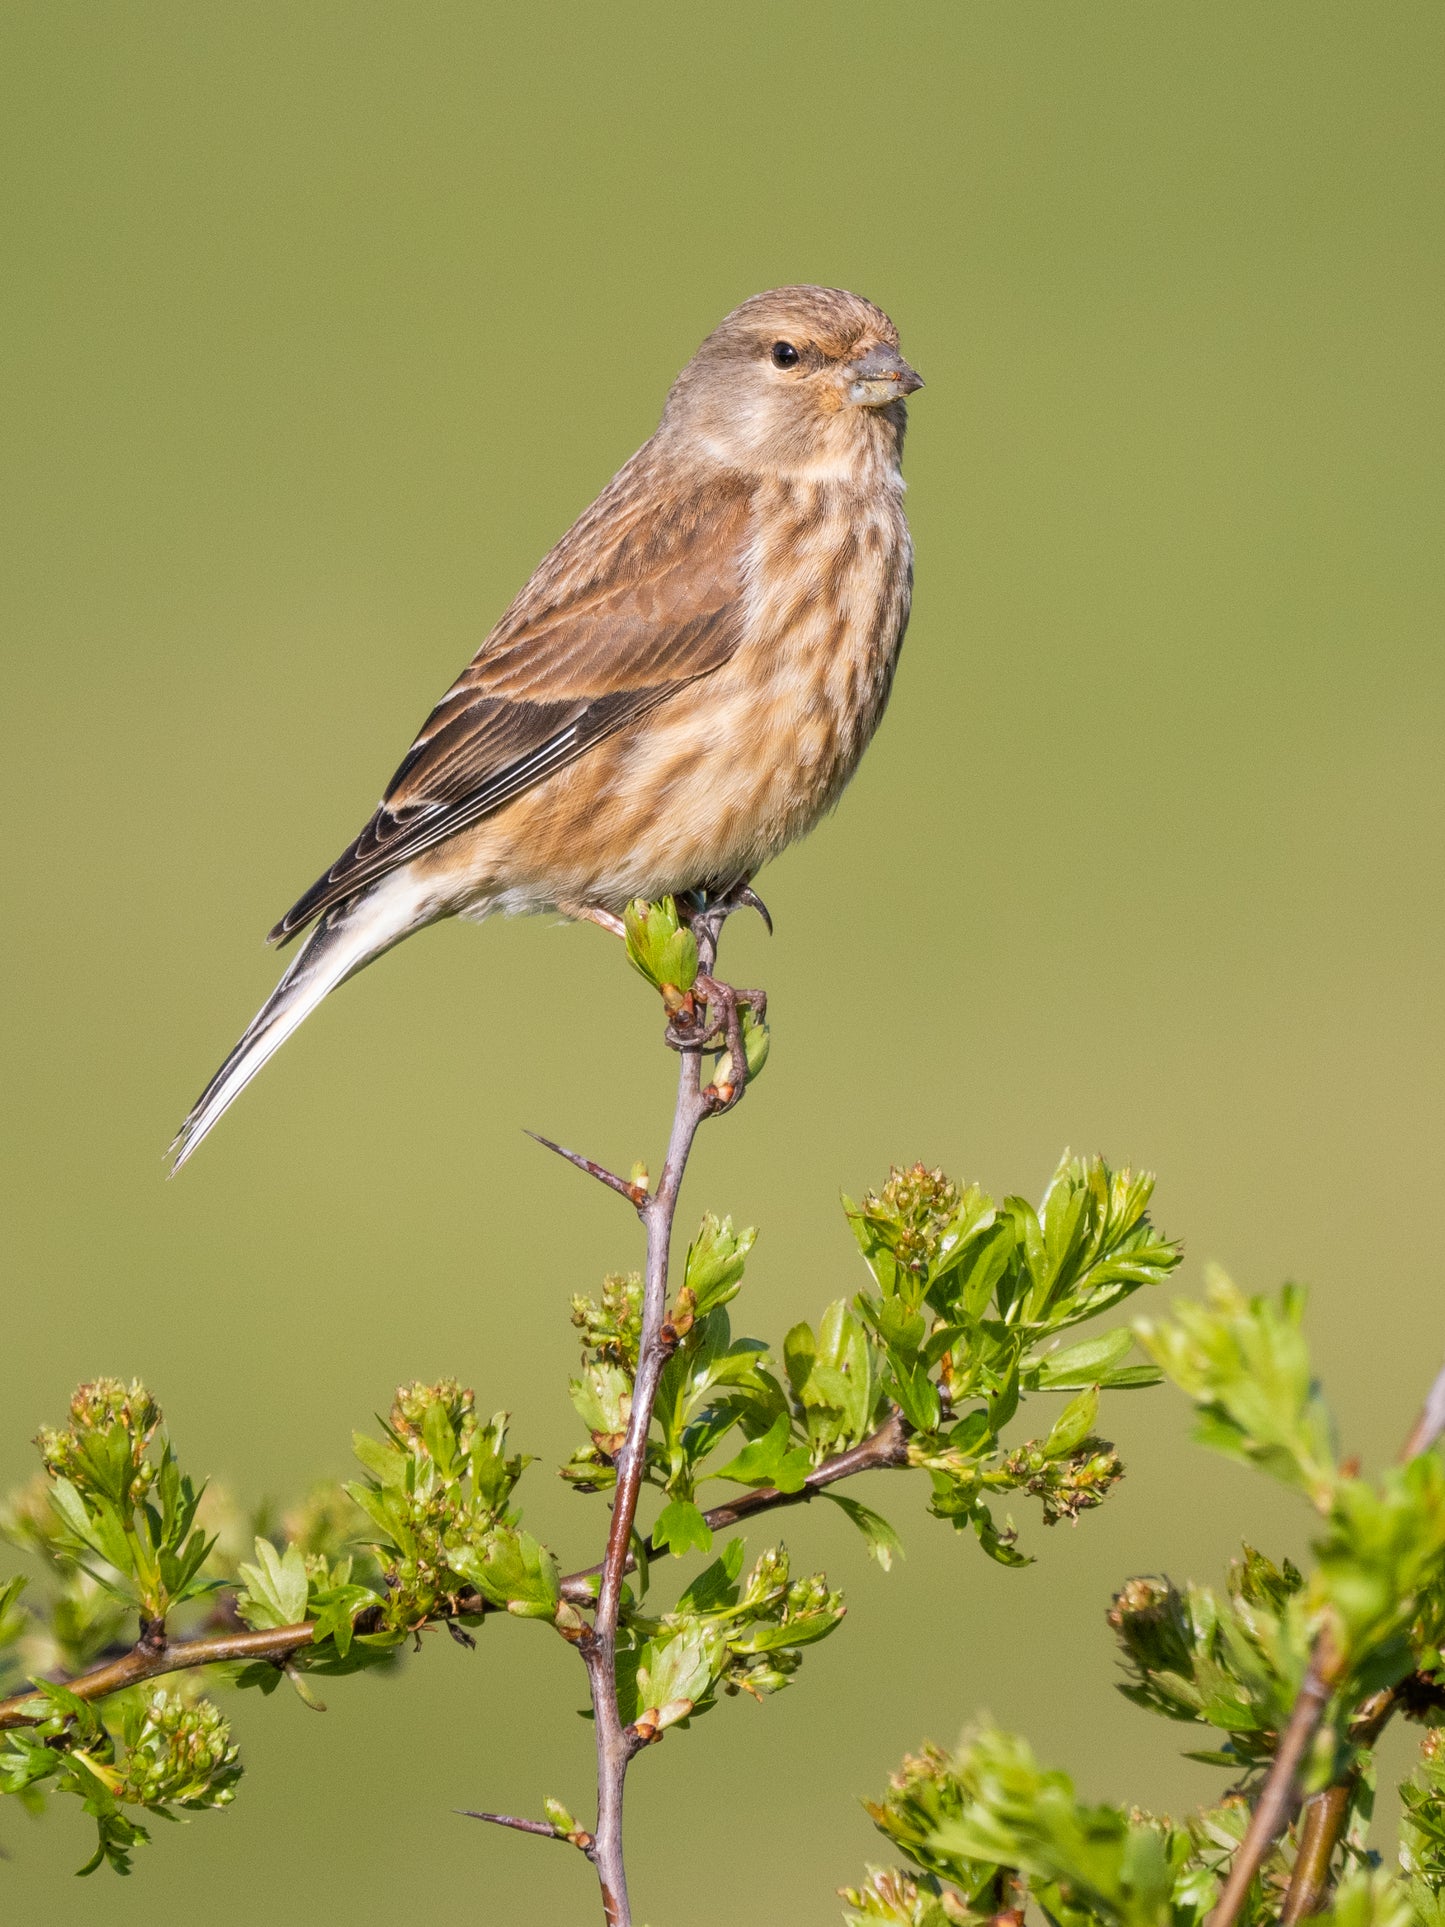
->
[665,973,766,1111]
[677,876,773,944]
[732,885,773,936]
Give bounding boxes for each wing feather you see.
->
[270,464,752,942]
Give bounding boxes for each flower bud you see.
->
[623,896,699,997]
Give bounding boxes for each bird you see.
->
[172,285,922,1170]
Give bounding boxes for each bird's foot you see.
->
[678,875,773,943]
[666,973,767,1112]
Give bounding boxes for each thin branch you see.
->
[0,1414,912,1733]
[1281,1782,1353,1924]
[459,1809,594,1854]
[690,1410,910,1533]
[579,910,722,1927]
[460,1809,563,1838]
[1207,1644,1342,1927]
[1278,1679,1404,1922]
[0,1622,321,1725]
[1208,1356,1445,1927]
[524,1130,647,1207]
[563,1408,912,1591]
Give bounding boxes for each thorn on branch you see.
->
[525,1131,648,1207]
[458,1810,595,1855]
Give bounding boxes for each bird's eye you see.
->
[770,340,801,368]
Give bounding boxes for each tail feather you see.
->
[170,873,434,1172]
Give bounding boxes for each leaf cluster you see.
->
[0,1152,1180,1886]
[614,1537,845,1730]
[0,1678,239,1875]
[31,1379,218,1626]
[337,1379,563,1644]
[559,1158,1179,1578]
[1139,1276,1445,1728]
[852,1277,1445,1927]
[849,1157,1176,1564]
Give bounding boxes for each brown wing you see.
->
[269,464,753,943]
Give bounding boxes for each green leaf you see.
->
[677,1538,746,1613]
[1029,1326,1133,1388]
[684,1214,757,1318]
[783,1322,816,1399]
[972,1502,1030,1568]
[651,1499,713,1558]
[709,1414,809,1492]
[236,1538,309,1630]
[623,896,698,994]
[887,1360,941,1435]
[949,1409,993,1456]
[1097,1364,1164,1389]
[1135,1272,1337,1506]
[1043,1386,1099,1459]
[824,1492,905,1571]
[636,1622,724,1712]
[988,1356,1020,1434]
[449,1527,561,1618]
[351,1431,406,1489]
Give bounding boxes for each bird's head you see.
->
[661,286,923,481]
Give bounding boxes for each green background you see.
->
[4,4,1443,1920]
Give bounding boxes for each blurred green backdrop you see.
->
[4,3,1444,1920]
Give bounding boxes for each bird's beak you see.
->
[846,343,925,407]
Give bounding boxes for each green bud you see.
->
[389,1379,477,1456]
[999,1435,1123,1525]
[860,1166,962,1278]
[570,1272,644,1370]
[37,1379,161,1506]
[1107,1576,1196,1680]
[682,1214,756,1317]
[118,1689,242,1811]
[841,1867,971,1926]
[713,1009,770,1092]
[623,896,699,998]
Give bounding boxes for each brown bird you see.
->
[172,285,922,1169]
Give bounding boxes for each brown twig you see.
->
[1280,1782,1352,1924]
[1279,1689,1396,1923]
[562,1409,911,1594]
[1287,1695,1394,1919]
[987,1868,1028,1927]
[0,1622,322,1725]
[524,1130,648,1207]
[577,909,725,1927]
[0,1412,911,1733]
[459,1809,595,1854]
[1208,1356,1445,1927]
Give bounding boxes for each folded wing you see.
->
[270,466,753,942]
